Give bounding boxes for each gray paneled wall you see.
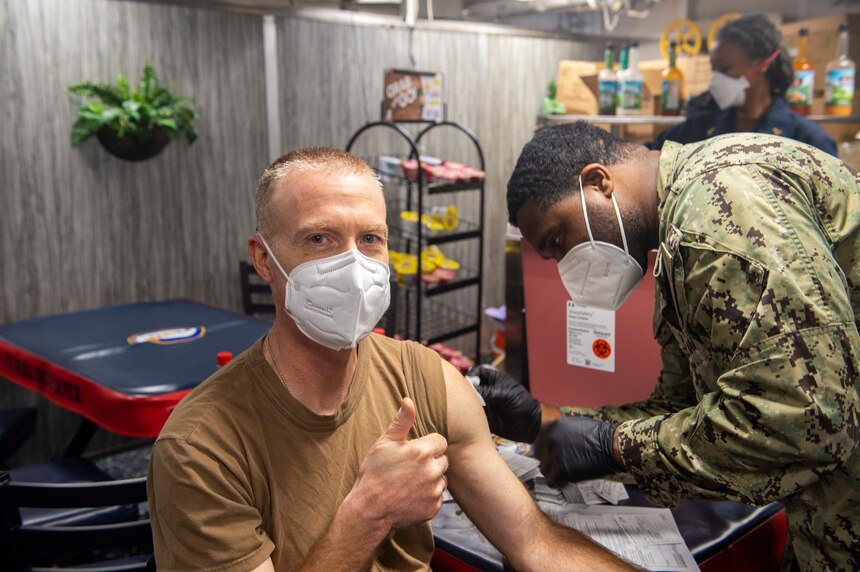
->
[1,0,597,464]
[276,17,600,352]
[0,0,268,464]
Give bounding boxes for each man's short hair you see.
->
[255,147,381,238]
[506,122,641,226]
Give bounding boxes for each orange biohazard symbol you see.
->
[592,339,612,359]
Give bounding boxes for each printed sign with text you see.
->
[383,69,444,122]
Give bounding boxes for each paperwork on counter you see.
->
[539,504,699,572]
[484,448,698,571]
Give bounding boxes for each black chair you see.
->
[0,472,154,571]
[239,261,399,337]
[239,261,276,316]
[8,457,140,527]
[0,407,37,464]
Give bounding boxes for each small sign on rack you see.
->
[382,69,444,123]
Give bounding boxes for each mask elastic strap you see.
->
[745,48,781,81]
[578,176,597,247]
[609,192,632,262]
[256,232,291,280]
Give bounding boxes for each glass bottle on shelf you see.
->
[615,44,629,115]
[788,28,814,116]
[661,41,683,116]
[618,42,643,116]
[598,43,617,116]
[825,23,856,116]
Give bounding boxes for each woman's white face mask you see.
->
[708,48,781,110]
[709,72,750,110]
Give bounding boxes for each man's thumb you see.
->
[383,397,416,441]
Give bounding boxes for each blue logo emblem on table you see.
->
[126,327,207,345]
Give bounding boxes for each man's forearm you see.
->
[299,495,389,571]
[523,512,638,571]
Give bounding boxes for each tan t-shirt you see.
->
[147,334,448,572]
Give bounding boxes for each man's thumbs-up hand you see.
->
[347,397,449,531]
[380,397,418,443]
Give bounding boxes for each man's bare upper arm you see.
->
[251,557,275,572]
[441,360,543,559]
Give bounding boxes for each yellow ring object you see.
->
[442,205,458,230]
[438,258,461,270]
[660,19,703,60]
[708,13,742,51]
[421,214,445,231]
[421,253,442,270]
[394,257,418,275]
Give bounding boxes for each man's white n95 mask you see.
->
[556,177,644,311]
[257,233,391,350]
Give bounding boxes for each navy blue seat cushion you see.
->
[68,554,153,569]
[0,407,36,461]
[8,457,139,526]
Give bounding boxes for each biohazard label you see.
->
[567,302,616,372]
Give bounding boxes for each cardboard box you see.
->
[554,55,711,142]
[555,60,654,140]
[555,60,602,115]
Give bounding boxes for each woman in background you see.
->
[650,15,837,155]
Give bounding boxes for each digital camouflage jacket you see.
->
[563,134,859,570]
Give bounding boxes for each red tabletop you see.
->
[0,300,271,437]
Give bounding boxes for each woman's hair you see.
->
[716,15,794,97]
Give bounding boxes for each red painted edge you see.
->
[699,509,788,572]
[431,548,481,572]
[0,339,188,438]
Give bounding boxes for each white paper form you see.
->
[498,448,541,482]
[539,504,699,571]
[565,479,630,505]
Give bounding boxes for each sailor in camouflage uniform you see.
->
[474,122,859,570]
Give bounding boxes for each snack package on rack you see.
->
[400,204,458,233]
[388,245,461,285]
[430,342,474,373]
[400,158,485,184]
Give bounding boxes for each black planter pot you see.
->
[96,126,172,161]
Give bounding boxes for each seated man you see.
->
[147,147,632,571]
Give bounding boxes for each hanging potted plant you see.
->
[68,64,198,161]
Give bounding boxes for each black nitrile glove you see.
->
[470,367,541,443]
[535,416,622,486]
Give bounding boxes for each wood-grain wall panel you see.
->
[0,0,267,464]
[276,17,599,352]
[1,1,598,463]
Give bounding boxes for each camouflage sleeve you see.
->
[616,247,860,507]
[559,320,697,422]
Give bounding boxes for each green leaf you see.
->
[71,117,101,145]
[100,107,123,123]
[68,82,125,106]
[139,63,158,101]
[155,117,178,132]
[68,63,198,148]
[117,74,130,100]
[122,100,141,122]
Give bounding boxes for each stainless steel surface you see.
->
[807,115,860,124]
[540,114,688,126]
[138,1,591,40]
[541,114,860,126]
